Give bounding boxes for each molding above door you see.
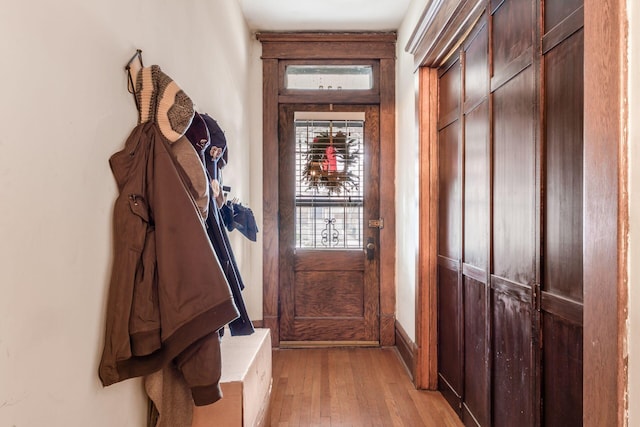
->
[257,32,396,60]
[405,0,485,69]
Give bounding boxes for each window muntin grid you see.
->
[295,119,365,249]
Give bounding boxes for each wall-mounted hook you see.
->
[125,49,144,110]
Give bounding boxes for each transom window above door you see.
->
[285,65,374,90]
[278,60,380,103]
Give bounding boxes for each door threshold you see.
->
[279,340,379,348]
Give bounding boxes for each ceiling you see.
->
[238,0,413,32]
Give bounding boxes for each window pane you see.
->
[286,65,373,90]
[295,118,365,249]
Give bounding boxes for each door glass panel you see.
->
[294,115,365,249]
[285,65,373,90]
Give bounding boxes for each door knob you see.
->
[366,237,376,260]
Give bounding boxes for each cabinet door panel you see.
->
[464,25,489,110]
[542,313,583,426]
[545,0,583,32]
[492,0,533,78]
[491,279,533,427]
[463,276,489,427]
[439,60,461,127]
[543,19,584,427]
[464,101,489,269]
[544,30,584,302]
[438,263,462,410]
[438,122,461,260]
[492,67,536,286]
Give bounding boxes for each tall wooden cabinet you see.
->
[414,0,584,425]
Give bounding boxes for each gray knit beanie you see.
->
[135,65,195,143]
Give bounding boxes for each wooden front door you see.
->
[278,104,380,345]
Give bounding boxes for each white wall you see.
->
[395,0,430,342]
[246,37,265,323]
[0,0,255,425]
[627,0,638,423]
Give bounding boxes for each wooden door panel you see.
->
[544,30,584,302]
[438,122,461,260]
[544,0,583,32]
[491,278,533,427]
[464,24,488,111]
[294,270,364,317]
[542,313,583,426]
[492,0,533,74]
[543,11,584,427]
[438,60,461,128]
[437,63,462,414]
[294,249,364,270]
[464,101,489,269]
[492,67,535,286]
[438,262,462,411]
[463,276,489,427]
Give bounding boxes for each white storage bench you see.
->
[192,328,272,427]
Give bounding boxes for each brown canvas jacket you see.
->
[98,122,239,387]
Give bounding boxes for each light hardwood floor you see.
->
[269,347,463,427]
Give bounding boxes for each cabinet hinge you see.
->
[533,283,541,311]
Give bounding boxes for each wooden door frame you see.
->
[257,32,397,347]
[583,0,628,424]
[416,67,439,390]
[408,0,628,425]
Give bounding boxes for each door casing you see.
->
[257,32,397,347]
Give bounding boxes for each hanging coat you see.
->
[199,113,254,336]
[99,65,240,406]
[205,188,254,336]
[98,122,239,394]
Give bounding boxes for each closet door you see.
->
[490,0,538,425]
[541,0,584,425]
[432,1,585,425]
[437,57,463,414]
[461,20,490,427]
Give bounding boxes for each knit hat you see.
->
[201,114,228,180]
[185,112,210,163]
[136,65,195,143]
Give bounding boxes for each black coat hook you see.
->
[125,49,144,110]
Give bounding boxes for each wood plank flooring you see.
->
[269,347,463,427]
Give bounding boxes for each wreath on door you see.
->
[302,130,360,194]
